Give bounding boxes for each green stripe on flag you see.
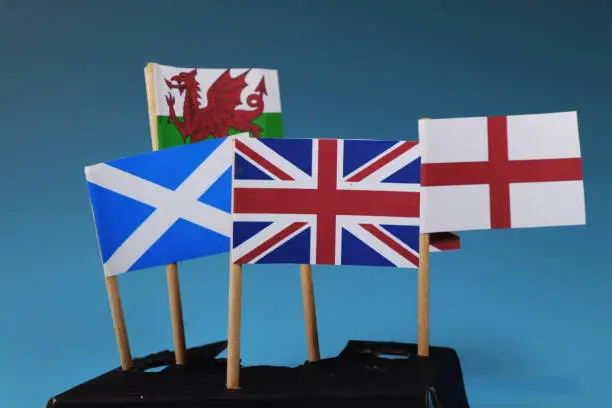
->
[156,113,283,150]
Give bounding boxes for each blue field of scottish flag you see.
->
[85,136,241,276]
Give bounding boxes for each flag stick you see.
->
[417,232,430,357]
[144,62,187,365]
[300,264,320,361]
[226,261,243,389]
[165,263,187,364]
[417,116,431,357]
[227,138,243,389]
[104,275,133,370]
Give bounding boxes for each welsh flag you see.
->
[419,111,586,233]
[147,63,283,150]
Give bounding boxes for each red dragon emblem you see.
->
[164,69,267,142]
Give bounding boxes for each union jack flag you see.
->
[231,138,460,268]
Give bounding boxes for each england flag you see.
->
[419,111,586,233]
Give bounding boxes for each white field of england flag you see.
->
[419,111,586,233]
[84,134,249,276]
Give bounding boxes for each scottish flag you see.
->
[85,135,243,276]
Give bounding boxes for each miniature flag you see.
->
[150,63,283,149]
[85,136,246,276]
[419,111,585,233]
[231,138,460,268]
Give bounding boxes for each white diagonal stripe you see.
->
[239,138,312,181]
[359,143,421,183]
[85,141,232,275]
[342,223,415,268]
[232,219,290,263]
[233,138,318,190]
[338,142,422,191]
[102,211,177,275]
[234,221,310,264]
[85,162,231,236]
[231,214,315,263]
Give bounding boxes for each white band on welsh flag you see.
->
[152,64,281,116]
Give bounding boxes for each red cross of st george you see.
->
[421,116,583,229]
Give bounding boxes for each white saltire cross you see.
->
[85,139,233,276]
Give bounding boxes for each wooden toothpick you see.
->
[300,264,320,361]
[104,275,133,370]
[144,62,187,365]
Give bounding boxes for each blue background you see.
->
[1,1,610,407]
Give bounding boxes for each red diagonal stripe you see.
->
[346,141,416,182]
[234,222,307,264]
[235,139,294,181]
[360,224,420,267]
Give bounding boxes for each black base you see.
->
[47,340,470,407]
